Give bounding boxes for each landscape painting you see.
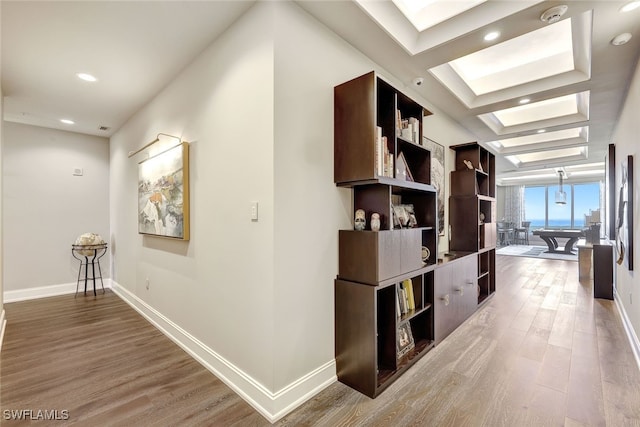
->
[138,142,190,240]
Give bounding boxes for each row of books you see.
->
[376,127,418,181]
[375,126,394,178]
[396,110,420,144]
[396,278,416,316]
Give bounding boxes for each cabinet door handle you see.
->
[466,280,474,285]
[441,294,450,306]
[456,287,464,296]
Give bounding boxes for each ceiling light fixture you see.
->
[620,1,640,12]
[519,98,531,104]
[76,72,98,82]
[60,119,75,125]
[540,5,568,24]
[611,33,632,46]
[483,31,500,42]
[537,129,546,133]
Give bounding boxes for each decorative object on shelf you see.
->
[354,209,366,231]
[397,322,415,359]
[138,142,190,240]
[392,204,417,229]
[395,152,414,181]
[463,159,474,170]
[479,212,485,223]
[421,246,430,262]
[423,138,445,236]
[371,213,381,232]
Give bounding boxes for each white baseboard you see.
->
[614,289,640,371]
[3,280,111,303]
[111,281,336,423]
[0,309,6,352]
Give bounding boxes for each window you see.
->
[524,181,600,229]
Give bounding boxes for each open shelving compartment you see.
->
[375,271,434,394]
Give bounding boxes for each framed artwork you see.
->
[396,322,415,359]
[616,154,633,270]
[138,142,190,240]
[423,138,445,235]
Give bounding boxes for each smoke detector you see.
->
[540,5,568,24]
[611,33,632,46]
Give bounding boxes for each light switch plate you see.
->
[251,201,259,221]
[73,167,83,176]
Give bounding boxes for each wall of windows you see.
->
[524,182,601,229]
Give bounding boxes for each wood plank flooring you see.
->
[2,255,640,426]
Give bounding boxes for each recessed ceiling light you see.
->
[620,1,640,12]
[537,129,546,133]
[60,119,75,125]
[484,31,500,42]
[611,33,632,46]
[519,98,531,104]
[76,72,98,82]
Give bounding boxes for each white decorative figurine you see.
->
[354,209,366,231]
[370,213,381,232]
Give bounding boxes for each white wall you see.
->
[108,1,481,421]
[109,0,278,417]
[612,56,640,361]
[2,122,109,299]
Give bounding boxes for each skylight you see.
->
[493,94,578,126]
[391,0,486,32]
[478,91,590,135]
[506,146,588,168]
[447,19,574,95]
[428,10,592,108]
[488,127,589,156]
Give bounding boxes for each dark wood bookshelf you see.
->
[449,142,497,307]
[334,71,436,398]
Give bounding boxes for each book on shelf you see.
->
[375,126,383,177]
[402,279,415,311]
[409,117,419,143]
[397,286,408,315]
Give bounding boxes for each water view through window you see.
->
[524,182,600,229]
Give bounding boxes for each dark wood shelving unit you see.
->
[449,142,497,306]
[334,71,436,398]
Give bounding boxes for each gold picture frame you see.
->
[138,142,190,240]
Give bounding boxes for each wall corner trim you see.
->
[0,309,6,352]
[615,289,640,371]
[111,281,336,422]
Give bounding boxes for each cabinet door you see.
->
[434,263,456,344]
[457,256,478,321]
[399,229,422,273]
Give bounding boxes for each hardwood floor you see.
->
[2,255,639,426]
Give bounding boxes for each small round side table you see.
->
[71,243,107,297]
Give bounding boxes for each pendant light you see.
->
[555,169,567,204]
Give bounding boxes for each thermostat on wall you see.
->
[73,167,83,176]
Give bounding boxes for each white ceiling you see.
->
[2,1,639,183]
